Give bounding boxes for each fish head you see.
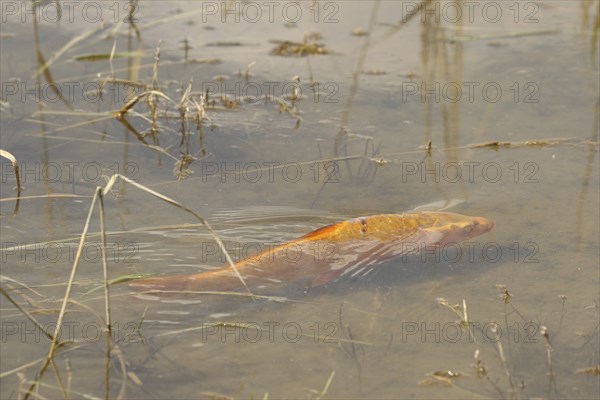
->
[424,212,495,244]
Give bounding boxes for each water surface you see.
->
[1,1,598,399]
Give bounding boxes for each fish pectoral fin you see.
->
[401,227,445,249]
[311,268,345,287]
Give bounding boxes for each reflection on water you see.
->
[1,1,599,399]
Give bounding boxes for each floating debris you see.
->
[352,26,369,36]
[73,51,145,61]
[220,96,240,109]
[419,370,464,386]
[575,366,600,376]
[362,69,388,75]
[173,154,196,180]
[450,28,560,43]
[206,41,256,47]
[187,58,222,64]
[212,75,229,82]
[469,137,598,149]
[270,39,331,57]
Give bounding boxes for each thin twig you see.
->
[102,174,253,296]
[316,371,336,400]
[0,148,22,214]
[98,189,113,400]
[24,188,101,399]
[0,287,52,340]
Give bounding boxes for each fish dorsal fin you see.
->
[299,222,341,241]
[412,199,464,212]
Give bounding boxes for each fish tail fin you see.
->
[128,273,199,292]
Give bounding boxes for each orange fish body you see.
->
[129,211,494,293]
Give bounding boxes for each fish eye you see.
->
[464,225,473,233]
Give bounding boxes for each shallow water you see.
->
[1,1,599,399]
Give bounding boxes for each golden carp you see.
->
[129,211,494,293]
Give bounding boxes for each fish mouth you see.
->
[474,216,495,234]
